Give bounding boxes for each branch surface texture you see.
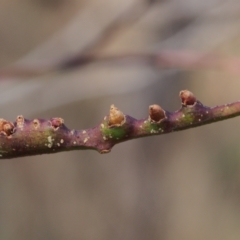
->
[0,90,239,159]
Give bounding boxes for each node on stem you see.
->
[149,104,166,122]
[0,119,15,136]
[179,90,197,106]
[108,104,125,127]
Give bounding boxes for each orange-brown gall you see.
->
[51,117,64,130]
[0,119,15,136]
[179,90,196,106]
[149,104,166,122]
[108,104,125,127]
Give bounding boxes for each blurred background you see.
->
[0,0,240,239]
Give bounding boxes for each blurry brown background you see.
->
[1,0,240,239]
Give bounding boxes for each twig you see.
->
[1,51,240,79]
[0,0,153,79]
[0,90,239,159]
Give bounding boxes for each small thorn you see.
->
[108,104,125,127]
[149,104,166,122]
[179,90,197,106]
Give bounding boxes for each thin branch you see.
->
[0,90,239,159]
[0,0,153,79]
[1,51,240,79]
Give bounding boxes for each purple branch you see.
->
[0,90,239,159]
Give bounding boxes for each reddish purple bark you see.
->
[0,90,239,159]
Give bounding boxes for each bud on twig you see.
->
[108,105,125,127]
[149,104,166,122]
[179,90,197,106]
[51,118,64,130]
[0,119,15,136]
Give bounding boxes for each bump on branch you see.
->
[0,90,239,159]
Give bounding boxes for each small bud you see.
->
[51,118,64,130]
[108,105,125,127]
[149,104,166,122]
[179,90,197,106]
[33,119,40,129]
[16,115,25,129]
[0,119,15,136]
